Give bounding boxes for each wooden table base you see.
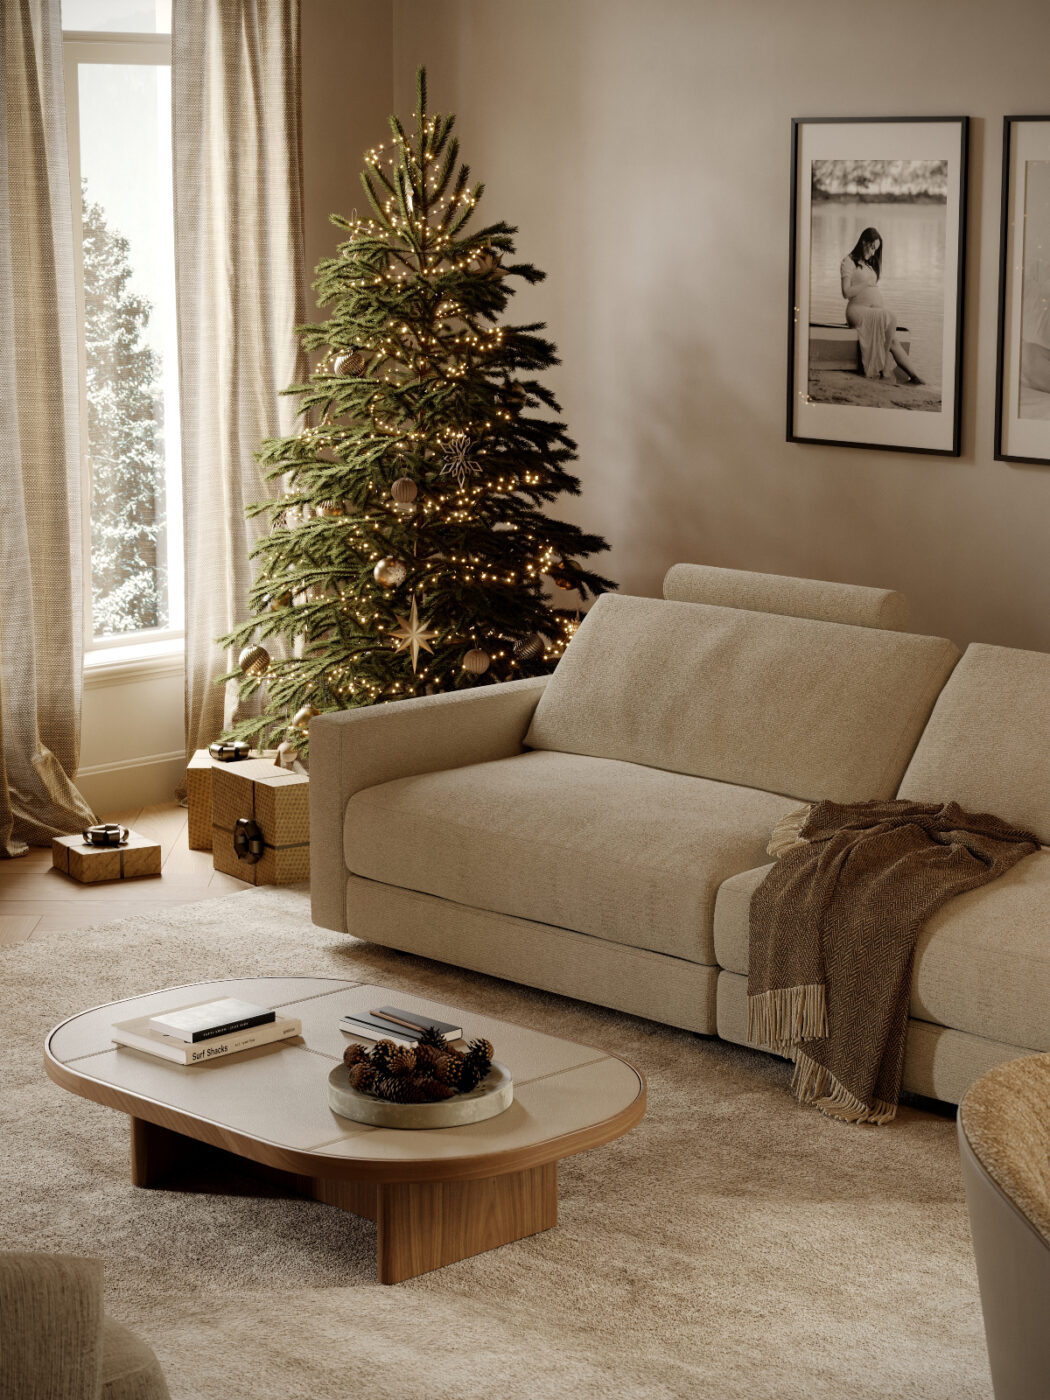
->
[130,1117,558,1284]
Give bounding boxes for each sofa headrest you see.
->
[526,594,957,803]
[662,563,910,631]
[898,643,1050,844]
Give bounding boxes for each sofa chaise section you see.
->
[714,642,1050,1103]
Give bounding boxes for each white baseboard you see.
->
[76,750,186,814]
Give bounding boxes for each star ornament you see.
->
[390,596,440,671]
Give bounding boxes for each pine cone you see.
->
[458,1060,484,1093]
[347,1062,377,1093]
[416,1025,447,1051]
[369,1040,399,1074]
[414,1042,443,1071]
[389,1045,417,1076]
[373,1074,411,1103]
[432,1053,463,1088]
[468,1037,494,1064]
[413,1076,455,1102]
[343,1044,369,1068]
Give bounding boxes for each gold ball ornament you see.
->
[513,634,544,661]
[391,477,418,504]
[332,349,367,377]
[268,591,293,612]
[373,556,407,587]
[290,705,321,730]
[238,644,270,677]
[462,648,491,675]
[318,499,344,516]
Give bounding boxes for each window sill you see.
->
[84,636,185,689]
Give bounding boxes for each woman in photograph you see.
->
[841,228,925,384]
[1020,255,1050,397]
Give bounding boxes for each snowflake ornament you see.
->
[440,432,480,488]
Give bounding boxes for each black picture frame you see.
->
[994,116,1050,465]
[787,116,969,456]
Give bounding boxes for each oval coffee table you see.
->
[45,976,645,1284]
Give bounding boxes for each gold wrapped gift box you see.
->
[52,831,162,883]
[210,757,310,885]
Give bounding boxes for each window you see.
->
[62,0,183,651]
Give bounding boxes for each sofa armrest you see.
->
[310,675,549,932]
[0,1252,105,1399]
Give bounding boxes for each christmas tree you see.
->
[218,69,614,761]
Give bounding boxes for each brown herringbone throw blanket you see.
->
[748,799,1038,1125]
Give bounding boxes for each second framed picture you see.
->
[995,116,1050,465]
[788,117,969,455]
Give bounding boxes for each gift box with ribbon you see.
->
[186,744,254,851]
[210,757,309,885]
[52,826,162,883]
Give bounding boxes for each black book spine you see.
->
[190,1011,276,1043]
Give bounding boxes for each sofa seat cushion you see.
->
[345,751,801,963]
[525,594,958,803]
[713,850,1050,1050]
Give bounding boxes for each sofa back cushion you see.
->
[663,563,910,630]
[897,643,1050,844]
[525,594,958,802]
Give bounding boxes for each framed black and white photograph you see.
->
[788,117,969,456]
[995,116,1050,465]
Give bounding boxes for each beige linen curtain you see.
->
[0,0,96,856]
[172,0,306,755]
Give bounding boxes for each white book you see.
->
[147,997,275,1043]
[112,1014,301,1065]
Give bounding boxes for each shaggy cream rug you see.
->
[2,886,991,1400]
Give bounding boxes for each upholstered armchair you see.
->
[958,1054,1050,1400]
[0,1252,169,1400]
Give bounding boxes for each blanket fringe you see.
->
[747,984,827,1051]
[791,1049,897,1125]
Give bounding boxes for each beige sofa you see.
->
[310,565,1050,1106]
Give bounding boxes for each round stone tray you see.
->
[327,1061,513,1130]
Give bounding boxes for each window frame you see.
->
[63,27,184,659]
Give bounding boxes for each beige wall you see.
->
[386,0,1050,651]
[301,1,394,304]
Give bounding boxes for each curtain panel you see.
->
[0,0,95,856]
[173,0,306,756]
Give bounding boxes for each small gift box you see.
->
[52,827,162,883]
[210,757,309,885]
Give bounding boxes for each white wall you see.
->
[78,656,185,813]
[390,0,1050,653]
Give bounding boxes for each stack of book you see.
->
[112,996,301,1065]
[339,1005,462,1047]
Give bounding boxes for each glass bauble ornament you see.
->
[391,477,418,504]
[332,349,367,377]
[373,557,407,587]
[513,634,543,661]
[238,643,270,677]
[462,648,491,675]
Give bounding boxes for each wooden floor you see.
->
[0,802,245,948]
